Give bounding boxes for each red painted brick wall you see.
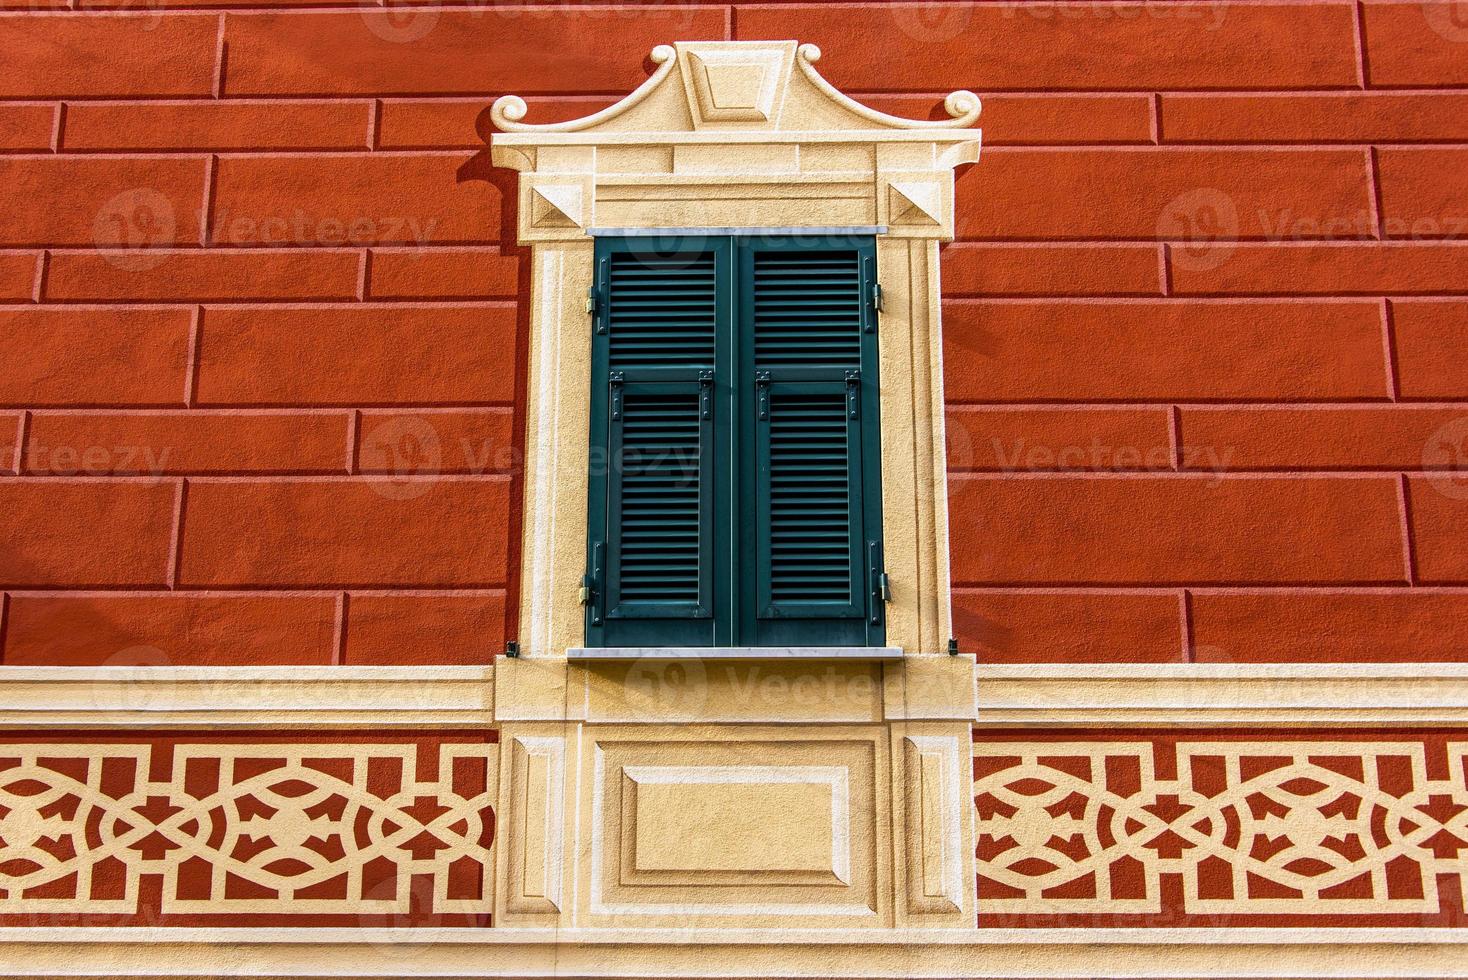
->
[0,3,1465,667]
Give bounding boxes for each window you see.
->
[583,235,885,648]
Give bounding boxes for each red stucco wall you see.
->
[1,3,1465,667]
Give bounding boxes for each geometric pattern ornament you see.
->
[974,733,1468,926]
[0,733,497,926]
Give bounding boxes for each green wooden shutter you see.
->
[585,240,731,647]
[585,235,882,649]
[739,240,884,647]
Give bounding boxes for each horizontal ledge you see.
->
[4,925,1466,946]
[567,647,903,662]
[496,129,981,146]
[0,666,492,682]
[591,226,888,237]
[976,662,1468,726]
[977,663,1468,680]
[1,663,1464,727]
[1,926,1464,979]
[0,666,493,730]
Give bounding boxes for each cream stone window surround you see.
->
[491,40,981,660]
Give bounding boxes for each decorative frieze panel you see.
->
[498,732,566,918]
[973,732,1468,926]
[0,732,497,926]
[897,732,970,919]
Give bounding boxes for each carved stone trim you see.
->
[6,663,1468,728]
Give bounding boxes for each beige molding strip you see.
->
[0,666,494,729]
[2,663,1466,728]
[1,926,1464,978]
[977,663,1468,726]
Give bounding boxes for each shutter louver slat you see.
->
[753,250,863,372]
[608,252,717,372]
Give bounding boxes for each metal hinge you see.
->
[872,282,883,313]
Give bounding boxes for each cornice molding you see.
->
[488,40,982,243]
[491,42,981,138]
[492,44,680,134]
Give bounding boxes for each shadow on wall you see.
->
[462,104,531,652]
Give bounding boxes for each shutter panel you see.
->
[586,242,727,647]
[742,242,883,646]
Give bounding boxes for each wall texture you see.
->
[0,2,1466,670]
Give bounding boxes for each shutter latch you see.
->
[609,371,625,421]
[590,257,608,335]
[585,543,605,626]
[867,541,887,626]
[756,371,771,421]
[844,369,861,419]
[699,370,714,420]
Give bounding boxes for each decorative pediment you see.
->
[490,41,981,242]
